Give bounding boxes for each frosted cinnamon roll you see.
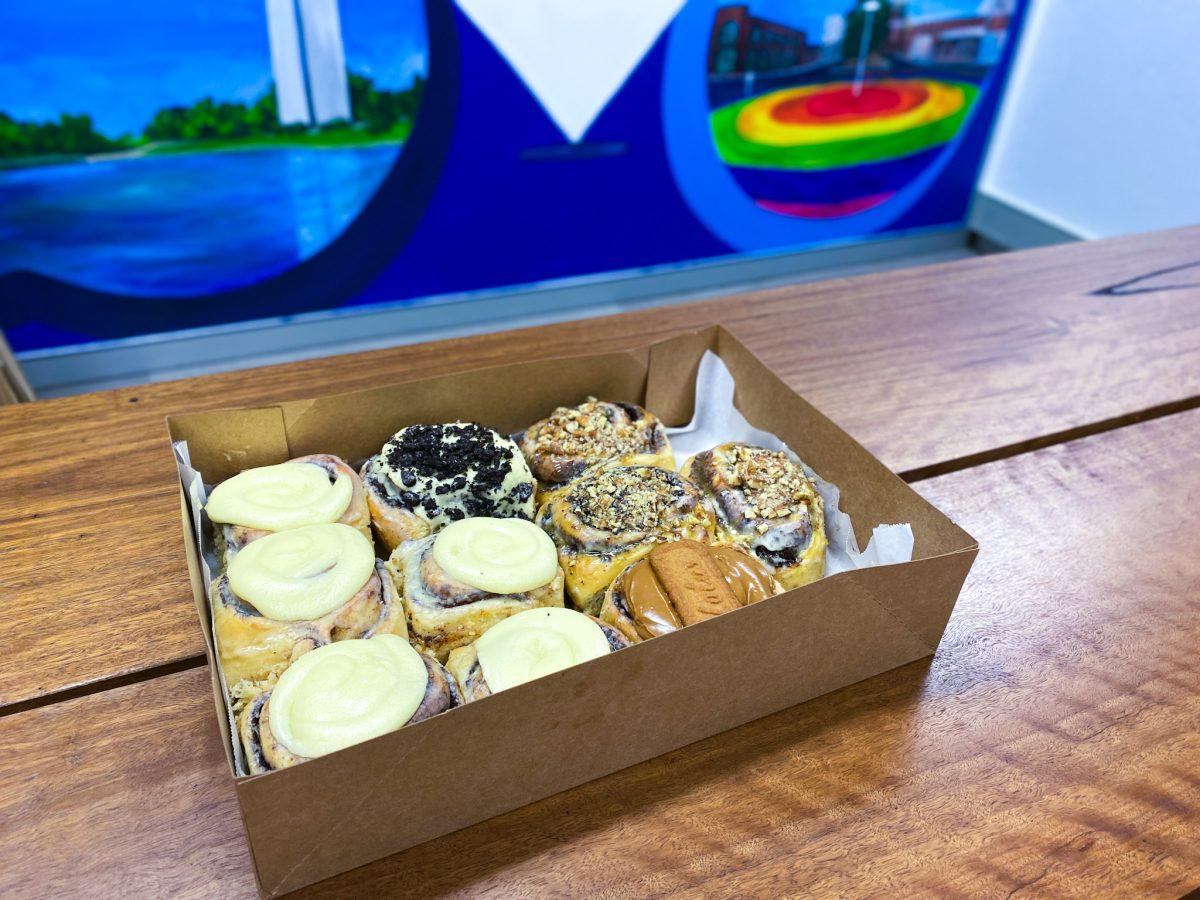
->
[386,517,565,661]
[204,454,370,566]
[682,443,827,590]
[213,523,405,705]
[237,636,459,773]
[360,423,537,553]
[599,539,782,643]
[536,465,716,615]
[446,607,629,703]
[518,398,674,500]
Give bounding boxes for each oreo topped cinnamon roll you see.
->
[682,443,827,590]
[519,398,673,500]
[536,465,715,615]
[204,454,371,566]
[361,422,537,553]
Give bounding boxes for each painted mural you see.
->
[0,0,1025,352]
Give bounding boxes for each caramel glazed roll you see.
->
[239,636,459,773]
[518,398,674,500]
[213,523,405,706]
[536,465,716,615]
[360,422,537,553]
[447,607,629,704]
[387,517,566,661]
[682,443,827,590]
[204,454,371,566]
[600,539,782,643]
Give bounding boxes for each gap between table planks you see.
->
[2,405,1198,899]
[1,226,1198,710]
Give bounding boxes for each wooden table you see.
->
[2,227,1199,897]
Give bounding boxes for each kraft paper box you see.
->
[168,326,977,897]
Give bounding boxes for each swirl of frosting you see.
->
[206,462,353,531]
[432,517,558,594]
[475,608,611,693]
[227,523,376,621]
[268,635,429,758]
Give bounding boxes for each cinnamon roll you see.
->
[682,443,827,590]
[518,398,674,500]
[237,636,459,773]
[535,465,716,615]
[446,607,629,703]
[213,523,405,705]
[386,517,565,661]
[204,454,370,565]
[599,539,782,643]
[360,422,537,553]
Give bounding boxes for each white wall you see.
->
[980,0,1200,239]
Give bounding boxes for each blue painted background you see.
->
[0,1,1028,352]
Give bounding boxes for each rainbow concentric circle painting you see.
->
[663,0,1019,247]
[712,78,978,218]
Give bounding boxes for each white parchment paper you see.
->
[664,351,914,575]
[173,441,249,775]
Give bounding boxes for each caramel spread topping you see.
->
[649,541,740,625]
[615,542,780,639]
[567,466,696,535]
[709,545,781,603]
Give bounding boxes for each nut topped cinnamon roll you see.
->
[213,523,405,706]
[536,465,716,614]
[682,443,827,590]
[361,423,537,553]
[446,607,629,703]
[518,398,674,499]
[204,454,370,565]
[237,636,459,773]
[386,517,565,661]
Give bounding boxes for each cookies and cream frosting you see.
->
[432,517,558,594]
[268,635,429,758]
[475,608,610,693]
[227,523,375,621]
[206,461,352,531]
[368,423,536,528]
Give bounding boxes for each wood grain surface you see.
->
[2,228,1200,709]
[3,406,1196,899]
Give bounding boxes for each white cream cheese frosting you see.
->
[432,517,558,594]
[475,607,611,693]
[227,523,375,621]
[205,462,352,531]
[268,635,429,759]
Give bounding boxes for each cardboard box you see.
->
[168,326,977,897]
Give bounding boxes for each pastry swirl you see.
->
[237,636,460,773]
[386,520,565,661]
[599,541,782,642]
[206,454,371,565]
[213,525,406,705]
[536,465,716,614]
[682,443,827,589]
[361,423,537,553]
[518,398,673,498]
[446,608,629,702]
